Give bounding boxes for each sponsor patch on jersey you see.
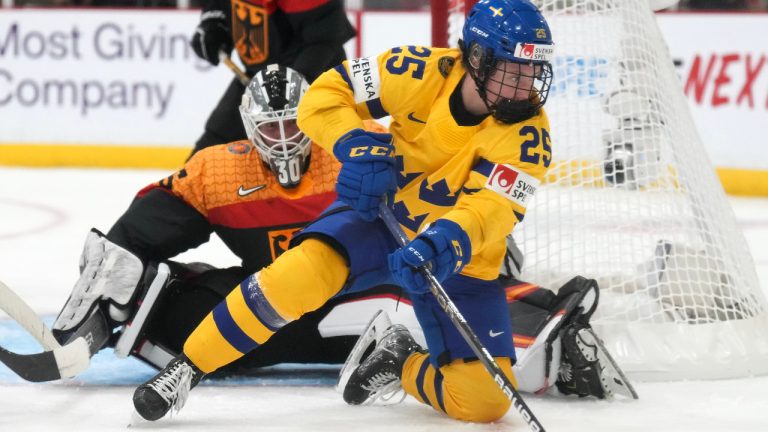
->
[485,164,540,208]
[228,142,252,154]
[513,43,554,62]
[438,56,455,78]
[347,56,381,104]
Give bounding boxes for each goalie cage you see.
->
[432,0,768,381]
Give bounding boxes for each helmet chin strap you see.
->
[491,99,540,124]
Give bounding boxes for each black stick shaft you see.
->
[379,203,546,432]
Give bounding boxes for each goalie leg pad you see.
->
[508,276,600,393]
[113,262,172,360]
[119,262,243,369]
[53,229,143,343]
[498,235,524,283]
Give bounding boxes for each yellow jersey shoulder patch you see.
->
[485,163,540,208]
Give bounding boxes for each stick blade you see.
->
[0,337,90,382]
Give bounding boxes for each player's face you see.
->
[484,61,540,104]
[256,119,302,149]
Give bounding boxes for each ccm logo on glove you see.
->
[389,219,471,295]
[450,239,464,272]
[332,129,396,221]
[349,146,392,158]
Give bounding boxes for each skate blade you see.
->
[127,410,149,427]
[336,310,392,394]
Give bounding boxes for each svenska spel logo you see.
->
[521,44,535,58]
[488,164,520,194]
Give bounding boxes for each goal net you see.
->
[433,0,768,380]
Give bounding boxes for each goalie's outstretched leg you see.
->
[52,229,224,370]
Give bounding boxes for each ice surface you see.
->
[1,167,767,431]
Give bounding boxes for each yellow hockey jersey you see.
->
[298,46,552,280]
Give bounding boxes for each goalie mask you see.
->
[460,0,554,124]
[240,65,311,188]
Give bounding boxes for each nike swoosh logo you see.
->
[407,112,426,124]
[489,330,504,338]
[237,184,266,196]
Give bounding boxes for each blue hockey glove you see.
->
[388,219,471,295]
[333,129,397,221]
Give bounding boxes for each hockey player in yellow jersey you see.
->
[132,0,556,423]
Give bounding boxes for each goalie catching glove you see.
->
[333,129,397,222]
[388,219,471,295]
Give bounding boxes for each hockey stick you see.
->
[0,338,89,382]
[219,51,250,86]
[0,279,59,349]
[378,203,547,432]
[0,279,90,381]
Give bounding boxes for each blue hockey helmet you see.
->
[460,0,554,124]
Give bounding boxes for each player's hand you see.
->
[388,219,471,295]
[190,10,233,66]
[333,129,397,222]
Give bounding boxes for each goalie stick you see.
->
[219,51,250,86]
[0,279,90,381]
[378,204,547,432]
[0,279,59,349]
[0,338,89,382]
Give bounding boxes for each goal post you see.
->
[432,0,768,380]
[431,0,475,48]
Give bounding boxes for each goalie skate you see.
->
[336,309,392,395]
[557,323,638,400]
